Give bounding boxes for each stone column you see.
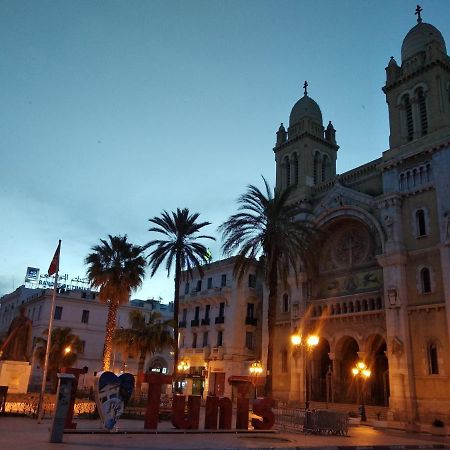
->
[378,195,418,424]
[328,352,339,404]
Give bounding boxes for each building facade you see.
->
[178,257,262,400]
[0,285,173,390]
[270,12,450,426]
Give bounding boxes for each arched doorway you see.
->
[366,335,389,406]
[336,336,359,403]
[147,357,169,375]
[310,339,331,402]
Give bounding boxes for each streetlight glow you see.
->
[64,346,71,355]
[291,333,301,346]
[306,335,319,348]
[352,367,359,376]
[357,361,367,370]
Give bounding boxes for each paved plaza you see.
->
[0,417,448,450]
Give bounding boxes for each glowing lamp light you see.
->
[352,367,359,376]
[177,360,190,373]
[249,360,263,376]
[362,369,371,378]
[64,346,71,355]
[306,335,319,348]
[357,361,367,370]
[291,333,302,346]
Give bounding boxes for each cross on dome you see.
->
[303,80,308,96]
[415,4,423,23]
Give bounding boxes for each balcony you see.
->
[178,321,187,328]
[201,318,210,326]
[245,317,257,326]
[215,316,225,324]
[190,319,200,327]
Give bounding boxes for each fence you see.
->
[273,406,305,432]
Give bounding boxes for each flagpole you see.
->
[37,240,61,423]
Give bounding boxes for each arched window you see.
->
[399,173,405,190]
[292,153,299,185]
[402,94,414,141]
[416,88,428,136]
[313,152,320,185]
[421,268,431,293]
[284,156,291,188]
[428,342,439,374]
[282,293,289,313]
[321,154,328,182]
[416,209,427,236]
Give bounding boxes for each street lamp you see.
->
[63,346,71,355]
[177,360,190,394]
[352,360,371,422]
[290,330,319,410]
[249,360,263,398]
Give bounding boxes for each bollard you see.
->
[49,373,75,443]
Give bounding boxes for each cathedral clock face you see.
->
[333,226,370,268]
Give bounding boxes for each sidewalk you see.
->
[0,417,448,450]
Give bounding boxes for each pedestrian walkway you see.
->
[0,417,448,450]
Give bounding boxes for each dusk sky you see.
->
[1,1,449,302]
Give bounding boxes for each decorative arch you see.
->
[147,356,169,374]
[315,205,385,256]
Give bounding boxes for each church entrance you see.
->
[310,338,332,402]
[336,336,359,403]
[366,335,389,406]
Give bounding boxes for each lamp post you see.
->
[291,331,319,410]
[352,361,371,422]
[249,360,263,399]
[177,360,190,394]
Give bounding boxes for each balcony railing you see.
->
[215,316,225,324]
[201,318,210,326]
[178,321,187,328]
[245,317,257,326]
[190,319,200,327]
[309,292,384,319]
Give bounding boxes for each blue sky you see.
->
[1,0,449,301]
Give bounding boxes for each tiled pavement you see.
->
[0,417,448,450]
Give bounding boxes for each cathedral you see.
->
[270,8,450,426]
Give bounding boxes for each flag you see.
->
[48,240,61,276]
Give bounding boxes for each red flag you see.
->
[48,240,61,276]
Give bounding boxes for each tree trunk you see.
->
[103,300,119,371]
[173,252,181,391]
[135,349,146,397]
[265,259,278,397]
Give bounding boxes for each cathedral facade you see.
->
[271,12,450,426]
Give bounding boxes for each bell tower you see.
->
[383,6,450,151]
[274,82,339,201]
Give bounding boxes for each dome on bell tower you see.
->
[401,22,446,62]
[289,94,323,127]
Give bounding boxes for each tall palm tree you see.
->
[35,327,83,391]
[144,208,215,383]
[113,310,174,394]
[85,235,146,371]
[219,177,317,396]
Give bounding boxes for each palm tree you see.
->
[113,310,174,394]
[144,208,215,383]
[219,177,318,396]
[85,235,146,371]
[35,327,83,391]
